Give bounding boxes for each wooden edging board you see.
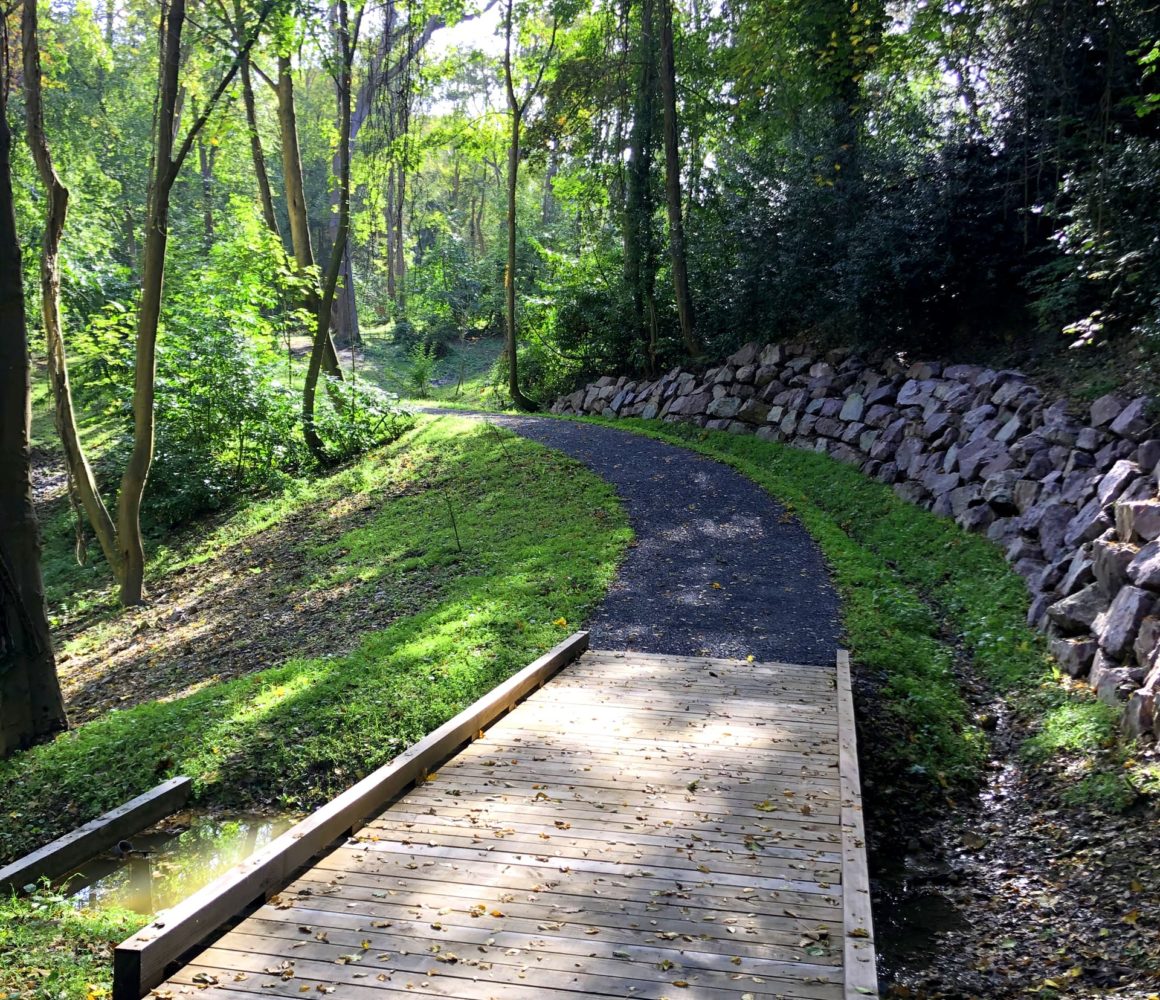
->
[112,630,590,1000]
[0,776,192,895]
[837,648,879,998]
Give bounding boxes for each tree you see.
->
[657,0,698,357]
[24,0,273,605]
[0,39,67,755]
[303,0,359,459]
[623,0,660,372]
[502,0,558,410]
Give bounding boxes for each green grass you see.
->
[360,329,507,408]
[0,888,141,1000]
[2,414,631,998]
[1,416,631,863]
[592,418,1132,805]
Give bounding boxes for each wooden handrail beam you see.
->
[113,630,590,1000]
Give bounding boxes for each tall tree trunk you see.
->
[658,0,699,357]
[197,129,215,245]
[276,55,341,377]
[501,0,536,411]
[115,0,188,606]
[624,0,659,374]
[241,54,280,239]
[303,0,356,460]
[0,65,68,757]
[385,165,397,301]
[23,0,121,580]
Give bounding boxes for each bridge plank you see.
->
[139,647,875,1000]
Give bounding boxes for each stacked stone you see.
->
[551,341,1160,739]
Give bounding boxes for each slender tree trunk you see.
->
[197,130,215,245]
[303,0,356,460]
[276,55,341,377]
[658,0,699,356]
[0,67,68,757]
[385,165,397,301]
[624,0,659,373]
[116,0,188,606]
[241,54,280,239]
[23,0,121,580]
[501,0,536,411]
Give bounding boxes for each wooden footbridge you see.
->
[116,633,876,1000]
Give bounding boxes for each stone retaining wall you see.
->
[551,341,1160,739]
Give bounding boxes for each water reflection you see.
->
[66,811,299,913]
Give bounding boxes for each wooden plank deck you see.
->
[147,649,875,1000]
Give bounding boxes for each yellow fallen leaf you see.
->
[711,582,722,590]
[553,617,568,627]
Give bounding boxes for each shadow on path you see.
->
[429,411,841,665]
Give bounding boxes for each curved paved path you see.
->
[460,413,841,666]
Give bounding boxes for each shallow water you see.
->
[66,811,299,913]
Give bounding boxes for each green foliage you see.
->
[407,341,439,397]
[0,417,631,865]
[1022,699,1119,764]
[0,887,143,1000]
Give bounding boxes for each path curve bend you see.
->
[442,413,841,665]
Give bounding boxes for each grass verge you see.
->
[598,417,1136,805]
[2,414,631,997]
[0,888,141,1000]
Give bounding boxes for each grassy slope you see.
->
[598,418,1135,805]
[2,415,631,998]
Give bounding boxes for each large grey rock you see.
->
[1091,393,1128,428]
[737,399,772,425]
[1050,636,1098,678]
[957,504,996,533]
[1064,497,1113,548]
[1097,460,1141,507]
[706,395,743,419]
[948,485,982,517]
[753,365,779,388]
[1126,540,1160,589]
[1076,426,1105,451]
[982,470,1022,514]
[1097,586,1154,660]
[1092,537,1139,594]
[1089,651,1134,704]
[1135,439,1160,471]
[668,391,712,417]
[1109,397,1154,441]
[957,439,1005,480]
[1123,682,1157,737]
[1116,499,1160,543]
[758,343,787,367]
[1034,505,1076,568]
[962,404,997,431]
[1047,583,1108,633]
[897,379,935,407]
[727,342,762,367]
[1013,479,1042,513]
[995,415,1024,444]
[1059,550,1096,595]
[1135,616,1160,668]
[840,394,866,422]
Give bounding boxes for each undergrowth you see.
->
[0,888,142,1000]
